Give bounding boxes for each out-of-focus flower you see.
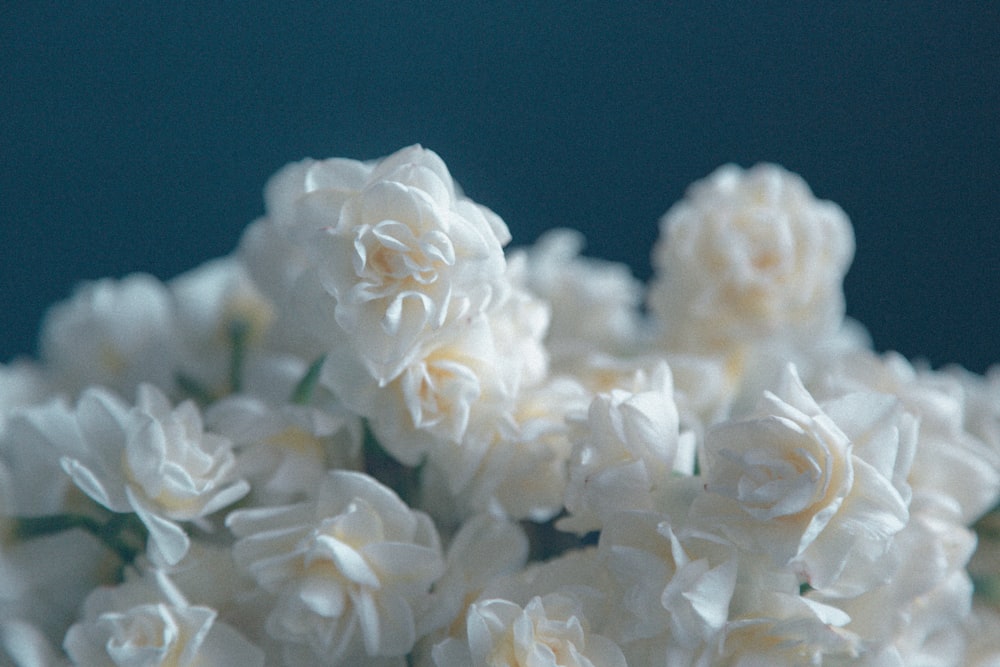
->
[431,593,626,667]
[63,568,263,667]
[57,384,250,565]
[819,494,977,666]
[512,229,644,366]
[206,395,362,505]
[0,361,50,433]
[39,274,180,397]
[693,364,914,595]
[415,514,529,660]
[226,470,444,665]
[649,163,854,352]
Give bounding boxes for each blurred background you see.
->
[2,3,997,372]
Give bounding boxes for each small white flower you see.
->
[710,592,859,666]
[512,229,643,365]
[39,274,180,397]
[57,384,249,565]
[816,348,1000,523]
[693,364,914,595]
[560,361,692,534]
[649,163,854,351]
[226,470,444,664]
[63,569,263,667]
[597,510,736,651]
[206,394,362,505]
[432,593,626,667]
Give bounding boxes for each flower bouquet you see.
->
[2,144,999,666]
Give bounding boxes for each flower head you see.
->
[649,163,854,352]
[227,470,444,664]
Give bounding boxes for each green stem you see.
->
[14,511,148,567]
[228,319,250,394]
[291,355,327,405]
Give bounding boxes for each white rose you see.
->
[63,569,263,667]
[692,364,913,595]
[649,163,854,351]
[58,384,250,565]
[39,274,179,397]
[432,594,626,667]
[560,361,691,534]
[512,229,643,365]
[226,470,444,664]
[312,145,511,383]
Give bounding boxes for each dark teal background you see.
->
[2,3,998,371]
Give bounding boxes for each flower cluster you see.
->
[1,145,999,666]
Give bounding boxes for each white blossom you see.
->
[432,593,626,667]
[63,568,263,667]
[57,384,250,565]
[649,162,854,352]
[560,361,693,534]
[226,470,444,665]
[815,348,1000,523]
[276,145,512,383]
[692,364,914,595]
[205,395,362,505]
[39,274,180,397]
[512,229,644,365]
[597,510,736,655]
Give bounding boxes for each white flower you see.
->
[820,494,977,665]
[416,514,529,652]
[597,510,736,652]
[432,593,626,667]
[816,349,1000,523]
[0,527,109,652]
[649,163,854,351]
[226,470,444,664]
[692,364,914,595]
[710,592,859,666]
[39,274,180,397]
[205,395,362,505]
[560,361,693,534]
[57,384,250,565]
[324,311,512,467]
[0,361,50,433]
[512,229,643,365]
[63,568,263,667]
[267,145,511,384]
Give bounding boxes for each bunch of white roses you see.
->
[2,144,999,666]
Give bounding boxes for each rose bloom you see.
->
[648,162,854,352]
[57,384,250,565]
[295,145,512,384]
[226,470,444,665]
[691,364,914,595]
